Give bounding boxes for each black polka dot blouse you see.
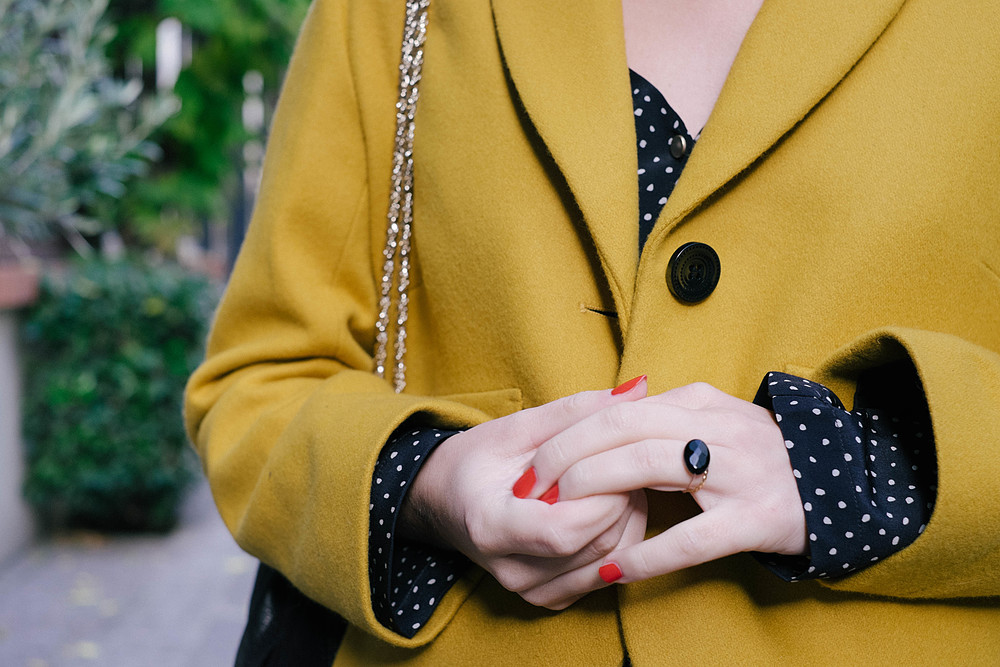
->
[366,69,937,637]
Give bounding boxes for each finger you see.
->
[555,438,704,500]
[599,506,757,584]
[496,491,631,559]
[508,488,645,579]
[528,400,720,496]
[518,491,648,608]
[508,377,648,497]
[498,500,633,592]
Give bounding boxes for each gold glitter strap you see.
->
[374,0,430,393]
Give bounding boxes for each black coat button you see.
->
[667,242,720,303]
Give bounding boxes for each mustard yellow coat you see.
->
[185,0,1000,663]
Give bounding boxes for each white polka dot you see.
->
[634,108,643,116]
[892,536,900,546]
[832,469,841,477]
[809,533,817,542]
[812,408,822,415]
[775,414,783,422]
[861,514,871,522]
[804,502,813,511]
[844,453,853,462]
[823,516,832,525]
[838,501,847,509]
[799,424,807,431]
[829,548,837,556]
[845,531,854,538]
[793,469,802,479]
[785,440,795,449]
[815,488,826,496]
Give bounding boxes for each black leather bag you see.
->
[234,563,347,667]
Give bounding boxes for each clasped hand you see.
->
[400,378,806,610]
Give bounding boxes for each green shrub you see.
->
[21,258,216,531]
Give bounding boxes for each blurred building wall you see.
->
[0,311,33,565]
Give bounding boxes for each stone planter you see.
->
[0,260,39,565]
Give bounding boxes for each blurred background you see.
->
[0,0,311,663]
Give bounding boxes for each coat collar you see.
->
[489,0,906,327]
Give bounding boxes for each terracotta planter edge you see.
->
[0,262,41,310]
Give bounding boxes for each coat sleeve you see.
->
[183,0,515,646]
[810,327,1000,599]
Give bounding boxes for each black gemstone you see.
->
[683,439,710,475]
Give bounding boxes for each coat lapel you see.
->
[490,0,907,322]
[490,0,638,325]
[651,0,907,241]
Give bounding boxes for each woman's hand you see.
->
[399,380,650,610]
[521,382,807,584]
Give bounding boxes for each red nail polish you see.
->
[612,375,646,395]
[539,484,559,505]
[599,562,623,583]
[512,467,537,498]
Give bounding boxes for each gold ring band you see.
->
[685,471,708,494]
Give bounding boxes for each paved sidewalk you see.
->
[0,479,257,667]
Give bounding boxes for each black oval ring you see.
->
[683,439,711,476]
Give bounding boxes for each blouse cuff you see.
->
[368,426,469,638]
[752,372,937,581]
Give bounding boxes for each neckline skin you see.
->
[622,0,764,134]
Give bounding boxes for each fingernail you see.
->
[611,375,646,395]
[539,484,559,505]
[599,562,623,583]
[512,467,537,498]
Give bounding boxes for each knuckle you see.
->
[464,512,500,555]
[558,390,595,420]
[589,527,623,559]
[494,565,533,594]
[601,402,637,437]
[674,523,713,561]
[674,382,718,407]
[539,523,584,558]
[519,589,565,610]
[629,439,664,475]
